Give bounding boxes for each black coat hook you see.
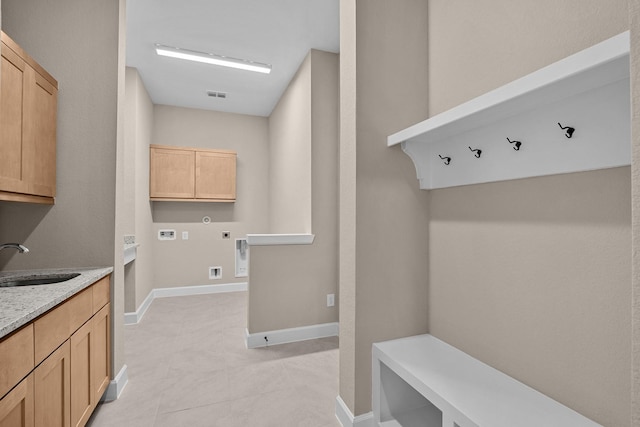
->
[468,146,482,158]
[506,137,522,151]
[438,154,451,165]
[558,122,575,138]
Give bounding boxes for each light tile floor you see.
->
[88,291,341,427]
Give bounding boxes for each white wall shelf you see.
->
[123,243,140,265]
[388,32,630,190]
[373,334,601,427]
[246,233,315,246]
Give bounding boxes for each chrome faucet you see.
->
[0,243,29,253]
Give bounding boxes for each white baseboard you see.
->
[335,395,374,427]
[154,282,247,298]
[124,282,248,325]
[245,322,339,349]
[102,364,128,402]
[124,288,155,325]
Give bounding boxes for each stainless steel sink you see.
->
[0,273,81,288]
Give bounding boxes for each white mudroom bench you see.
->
[373,334,601,427]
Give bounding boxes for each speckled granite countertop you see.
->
[0,267,113,339]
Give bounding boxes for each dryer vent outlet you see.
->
[209,266,222,279]
[207,90,227,99]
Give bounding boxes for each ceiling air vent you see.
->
[206,90,227,99]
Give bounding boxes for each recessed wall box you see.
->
[209,266,222,279]
[235,239,248,277]
[158,229,176,240]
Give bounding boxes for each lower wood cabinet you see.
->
[70,321,92,427]
[92,304,110,402]
[0,275,111,427]
[0,373,34,427]
[34,341,70,427]
[70,302,111,427]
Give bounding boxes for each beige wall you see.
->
[150,105,269,289]
[338,0,357,411]
[124,68,137,313]
[427,1,630,425]
[0,0,120,270]
[430,168,630,425]
[428,0,630,116]
[114,0,126,384]
[132,69,155,312]
[339,0,431,416]
[340,0,633,422]
[248,50,339,333]
[0,0,124,376]
[123,75,136,236]
[631,0,640,423]
[124,67,155,312]
[268,54,312,233]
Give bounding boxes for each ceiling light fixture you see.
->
[155,44,272,74]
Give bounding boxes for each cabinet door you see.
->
[34,341,70,427]
[0,374,34,427]
[0,40,28,194]
[70,321,92,427]
[150,147,195,198]
[195,151,236,200]
[22,67,57,197]
[92,303,110,402]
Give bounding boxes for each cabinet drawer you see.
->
[0,325,34,399]
[67,287,92,335]
[34,303,68,366]
[92,276,110,313]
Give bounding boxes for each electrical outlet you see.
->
[327,293,335,307]
[182,231,189,240]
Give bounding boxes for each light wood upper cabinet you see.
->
[150,144,236,202]
[0,42,26,194]
[195,150,236,200]
[22,68,57,198]
[0,31,58,205]
[149,146,195,198]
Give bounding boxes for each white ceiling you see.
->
[125,0,340,117]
